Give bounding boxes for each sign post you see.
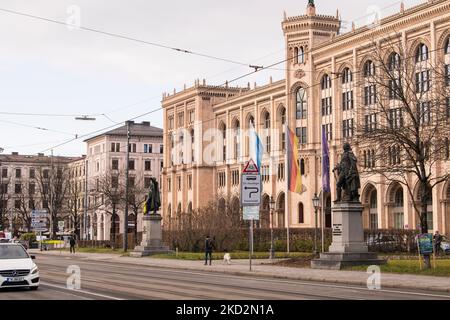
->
[31,210,49,251]
[241,159,261,271]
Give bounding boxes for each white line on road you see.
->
[40,282,124,300]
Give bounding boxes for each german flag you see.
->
[287,126,302,193]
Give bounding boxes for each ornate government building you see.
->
[162,0,450,235]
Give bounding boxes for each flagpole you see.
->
[285,123,290,253]
[321,126,325,253]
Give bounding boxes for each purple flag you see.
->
[322,126,330,193]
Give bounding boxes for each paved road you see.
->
[1,254,450,300]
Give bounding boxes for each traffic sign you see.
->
[243,159,259,174]
[240,174,261,206]
[243,206,260,220]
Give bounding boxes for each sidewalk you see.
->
[30,249,450,293]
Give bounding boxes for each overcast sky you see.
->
[0,0,423,156]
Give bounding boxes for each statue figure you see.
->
[144,177,161,215]
[332,143,361,202]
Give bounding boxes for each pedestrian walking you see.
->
[434,230,443,255]
[70,235,77,254]
[204,235,213,265]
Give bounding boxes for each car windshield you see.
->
[0,245,29,259]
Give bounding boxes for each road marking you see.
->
[40,282,124,300]
[36,255,450,299]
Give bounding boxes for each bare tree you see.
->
[36,162,69,238]
[14,182,36,232]
[97,171,125,242]
[125,175,147,245]
[354,35,450,268]
[0,176,11,230]
[66,178,84,238]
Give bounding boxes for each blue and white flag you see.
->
[249,124,264,172]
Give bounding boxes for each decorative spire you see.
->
[307,0,316,16]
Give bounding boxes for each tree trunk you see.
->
[420,183,431,269]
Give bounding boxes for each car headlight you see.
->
[31,265,39,275]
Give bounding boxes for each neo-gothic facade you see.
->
[162,0,450,235]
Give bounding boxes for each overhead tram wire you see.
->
[0,119,78,137]
[42,42,444,152]
[0,7,255,69]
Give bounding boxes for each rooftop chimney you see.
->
[12,152,18,156]
[37,153,44,157]
[142,121,151,126]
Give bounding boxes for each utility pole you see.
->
[50,149,54,239]
[123,121,130,252]
[83,159,88,240]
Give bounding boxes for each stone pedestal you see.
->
[130,214,171,257]
[311,202,385,270]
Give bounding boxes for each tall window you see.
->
[321,74,332,89]
[322,123,332,141]
[389,108,403,129]
[364,85,377,105]
[388,52,401,71]
[415,70,431,93]
[296,88,307,119]
[298,46,305,64]
[415,43,429,63]
[389,79,402,100]
[364,60,376,77]
[364,113,377,133]
[321,97,332,116]
[342,68,352,84]
[417,101,431,125]
[234,121,240,159]
[296,127,307,144]
[342,91,354,110]
[298,203,304,224]
[342,118,354,138]
[369,190,378,229]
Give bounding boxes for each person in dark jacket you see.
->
[69,235,76,254]
[434,231,443,255]
[204,235,213,265]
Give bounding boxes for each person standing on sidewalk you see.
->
[434,231,443,255]
[69,235,77,254]
[204,235,213,265]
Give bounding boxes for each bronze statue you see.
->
[144,177,161,215]
[332,143,361,202]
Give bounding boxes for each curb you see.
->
[32,251,450,294]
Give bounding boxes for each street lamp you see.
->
[269,196,275,259]
[312,193,320,256]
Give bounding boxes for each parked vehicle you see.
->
[0,243,39,290]
[439,236,450,254]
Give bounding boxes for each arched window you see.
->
[298,46,305,64]
[248,115,255,129]
[342,68,352,84]
[187,202,193,214]
[364,60,376,77]
[167,204,172,218]
[415,43,429,63]
[127,214,136,234]
[300,159,305,175]
[321,74,331,90]
[394,188,403,207]
[234,120,240,159]
[177,203,182,214]
[445,37,450,54]
[296,88,307,119]
[369,189,378,229]
[280,107,286,125]
[298,202,304,224]
[294,47,299,64]
[264,112,270,129]
[388,52,401,71]
[219,122,226,162]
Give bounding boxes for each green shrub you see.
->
[20,233,36,243]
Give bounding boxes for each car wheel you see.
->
[30,286,38,291]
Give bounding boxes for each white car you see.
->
[0,243,39,290]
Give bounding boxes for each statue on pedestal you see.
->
[332,143,361,202]
[143,177,161,215]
